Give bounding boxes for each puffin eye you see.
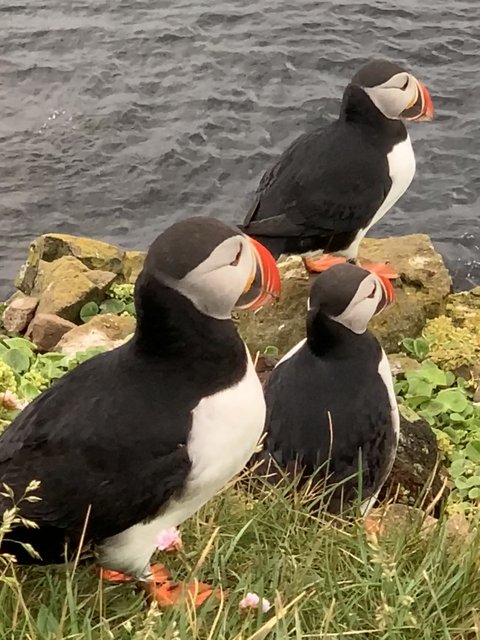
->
[401,77,409,91]
[367,286,376,299]
[230,245,243,266]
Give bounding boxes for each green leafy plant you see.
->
[395,359,480,510]
[79,283,136,324]
[400,337,430,361]
[0,335,107,432]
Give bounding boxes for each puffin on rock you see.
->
[253,263,399,515]
[0,217,281,607]
[241,59,434,302]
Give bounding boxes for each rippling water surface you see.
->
[0,0,479,295]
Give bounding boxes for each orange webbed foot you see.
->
[303,255,348,273]
[359,259,399,281]
[145,579,221,608]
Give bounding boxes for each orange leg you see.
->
[303,255,398,304]
[99,562,171,584]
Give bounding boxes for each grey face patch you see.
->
[308,263,371,317]
[144,217,240,282]
[351,59,407,88]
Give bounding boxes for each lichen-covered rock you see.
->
[361,235,452,352]
[16,233,125,294]
[2,296,38,333]
[238,234,452,356]
[34,257,117,322]
[421,288,480,375]
[446,286,480,323]
[56,313,135,355]
[26,313,76,352]
[122,250,145,283]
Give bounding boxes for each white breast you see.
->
[377,348,400,442]
[360,349,400,516]
[276,338,307,366]
[346,135,416,259]
[99,345,265,578]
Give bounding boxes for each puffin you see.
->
[253,263,399,515]
[0,216,281,607]
[241,59,434,302]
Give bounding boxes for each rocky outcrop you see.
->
[15,233,145,296]
[238,234,452,356]
[12,231,452,355]
[26,313,76,352]
[33,257,117,323]
[56,314,135,355]
[16,234,124,294]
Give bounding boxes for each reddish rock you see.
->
[56,314,135,355]
[2,296,38,333]
[26,313,76,352]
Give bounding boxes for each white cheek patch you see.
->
[363,72,415,120]
[175,236,255,320]
[331,275,381,334]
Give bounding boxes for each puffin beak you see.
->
[235,237,281,311]
[402,78,434,122]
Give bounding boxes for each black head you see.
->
[308,263,387,335]
[351,59,407,88]
[347,58,434,122]
[137,216,281,320]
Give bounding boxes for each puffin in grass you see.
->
[240,59,434,303]
[0,217,281,608]
[253,263,399,515]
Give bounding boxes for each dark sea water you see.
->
[0,0,479,296]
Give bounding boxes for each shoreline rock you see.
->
[26,313,76,352]
[2,296,38,334]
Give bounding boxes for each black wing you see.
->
[0,345,192,544]
[243,123,390,242]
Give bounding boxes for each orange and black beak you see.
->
[235,237,281,311]
[401,77,434,122]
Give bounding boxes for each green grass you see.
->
[1,475,480,640]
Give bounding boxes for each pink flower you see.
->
[155,527,182,552]
[239,592,271,613]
